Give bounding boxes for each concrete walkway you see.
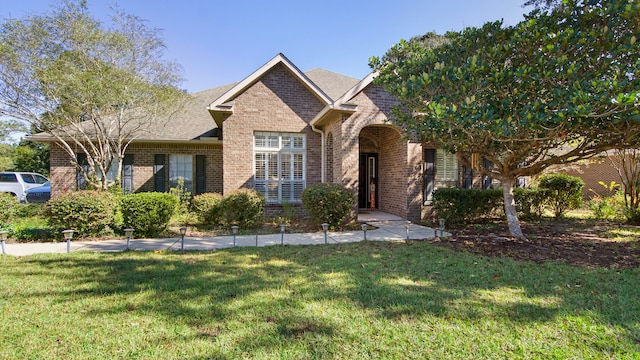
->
[2,211,450,256]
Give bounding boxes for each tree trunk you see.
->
[502,181,524,238]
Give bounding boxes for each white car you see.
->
[0,172,49,202]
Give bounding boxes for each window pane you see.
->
[293,153,304,180]
[255,153,266,180]
[254,134,266,148]
[281,153,291,180]
[268,153,278,180]
[293,182,305,201]
[293,136,304,149]
[169,154,193,192]
[267,182,279,201]
[267,135,279,148]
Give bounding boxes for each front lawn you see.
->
[1,241,638,359]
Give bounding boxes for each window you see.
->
[424,149,459,205]
[0,174,17,183]
[169,154,193,192]
[254,132,306,203]
[435,150,459,188]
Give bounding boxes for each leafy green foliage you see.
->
[513,187,549,219]
[191,192,224,225]
[538,174,584,218]
[432,188,503,223]
[7,140,49,176]
[120,192,177,237]
[7,216,56,242]
[44,190,118,237]
[0,1,188,191]
[0,193,18,224]
[218,189,265,229]
[370,0,640,236]
[301,183,355,229]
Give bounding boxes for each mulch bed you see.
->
[427,219,640,269]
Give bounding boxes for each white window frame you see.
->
[254,132,306,203]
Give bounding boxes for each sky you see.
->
[3,1,534,93]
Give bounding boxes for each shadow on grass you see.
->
[11,241,640,357]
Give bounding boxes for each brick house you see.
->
[35,53,489,222]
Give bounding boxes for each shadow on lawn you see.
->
[22,241,640,356]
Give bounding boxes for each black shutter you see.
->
[77,153,89,190]
[122,154,134,194]
[154,154,165,192]
[423,149,436,204]
[462,166,473,189]
[195,155,206,195]
[482,158,493,189]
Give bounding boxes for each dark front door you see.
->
[358,153,378,209]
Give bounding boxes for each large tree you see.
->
[0,1,189,190]
[371,0,640,237]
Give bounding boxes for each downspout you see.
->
[311,123,325,183]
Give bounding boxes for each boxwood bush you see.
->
[45,190,118,237]
[301,183,355,229]
[219,189,264,228]
[192,192,224,224]
[121,192,177,237]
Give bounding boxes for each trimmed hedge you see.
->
[192,192,224,224]
[121,192,178,237]
[218,189,264,228]
[45,191,118,237]
[432,188,503,224]
[301,183,355,229]
[514,187,548,219]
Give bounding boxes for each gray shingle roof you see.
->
[304,68,360,101]
[139,83,236,141]
[30,66,363,143]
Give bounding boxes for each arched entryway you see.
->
[358,125,405,216]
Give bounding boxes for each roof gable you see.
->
[207,53,334,127]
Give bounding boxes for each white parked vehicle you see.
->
[0,172,49,202]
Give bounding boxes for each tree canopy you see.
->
[0,0,189,190]
[370,0,640,237]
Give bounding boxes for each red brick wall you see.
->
[558,157,621,197]
[49,142,223,197]
[221,63,324,194]
[338,85,425,220]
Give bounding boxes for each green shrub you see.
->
[192,193,223,224]
[538,174,584,218]
[514,187,548,219]
[44,191,118,237]
[301,183,355,229]
[169,178,192,215]
[219,189,265,229]
[121,192,178,237]
[15,203,45,218]
[8,217,56,242]
[432,188,503,224]
[0,193,18,223]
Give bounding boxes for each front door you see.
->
[358,153,378,209]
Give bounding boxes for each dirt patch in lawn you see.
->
[428,219,640,269]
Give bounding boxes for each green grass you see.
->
[1,242,639,359]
